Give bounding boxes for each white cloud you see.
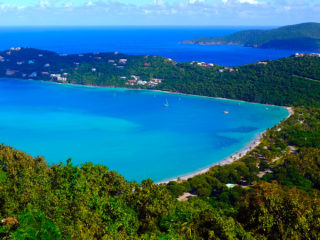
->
[189,0,205,4]
[238,0,260,4]
[39,1,50,9]
[0,0,318,26]
[64,2,73,8]
[86,1,94,7]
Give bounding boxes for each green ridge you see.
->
[184,22,320,51]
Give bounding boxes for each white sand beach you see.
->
[158,106,294,184]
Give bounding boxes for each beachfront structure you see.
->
[137,80,148,85]
[50,74,67,82]
[148,78,163,87]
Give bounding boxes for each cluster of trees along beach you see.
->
[0,48,320,239]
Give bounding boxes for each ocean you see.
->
[0,26,297,66]
[0,78,289,182]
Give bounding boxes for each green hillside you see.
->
[1,48,320,108]
[184,22,320,50]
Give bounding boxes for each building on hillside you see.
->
[119,59,128,64]
[131,75,140,81]
[137,80,147,85]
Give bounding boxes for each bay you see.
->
[0,78,289,182]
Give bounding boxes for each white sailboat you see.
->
[163,99,169,107]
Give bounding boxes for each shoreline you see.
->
[157,106,294,184]
[2,77,292,109]
[36,78,293,109]
[1,78,294,184]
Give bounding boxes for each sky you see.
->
[0,0,319,26]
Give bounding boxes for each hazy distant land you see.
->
[183,22,320,51]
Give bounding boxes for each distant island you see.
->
[183,22,320,51]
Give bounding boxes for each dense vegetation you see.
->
[183,22,320,50]
[1,47,320,239]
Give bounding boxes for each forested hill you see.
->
[183,22,320,51]
[1,47,320,107]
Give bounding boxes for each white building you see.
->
[119,59,128,64]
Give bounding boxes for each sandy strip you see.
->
[158,106,294,184]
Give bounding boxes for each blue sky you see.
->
[0,0,319,26]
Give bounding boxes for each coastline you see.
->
[1,77,294,184]
[5,77,294,109]
[158,106,294,184]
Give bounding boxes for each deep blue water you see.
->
[0,78,289,182]
[0,26,297,66]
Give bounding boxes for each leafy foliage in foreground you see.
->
[0,145,249,239]
[1,107,320,239]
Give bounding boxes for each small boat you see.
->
[224,111,229,114]
[163,99,169,107]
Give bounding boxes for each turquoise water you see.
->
[0,78,289,182]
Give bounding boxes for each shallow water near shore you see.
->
[0,78,289,182]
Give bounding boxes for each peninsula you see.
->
[183,22,320,51]
[0,47,320,107]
